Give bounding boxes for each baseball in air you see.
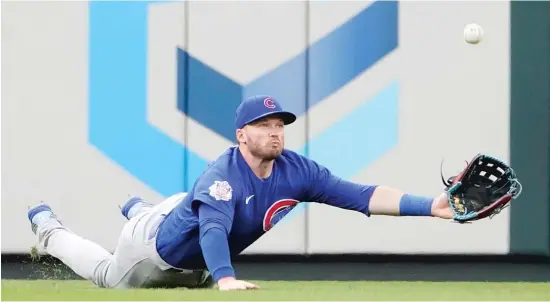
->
[464,23,483,44]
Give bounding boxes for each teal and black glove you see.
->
[442,154,522,223]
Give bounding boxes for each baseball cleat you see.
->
[119,196,153,220]
[27,202,60,235]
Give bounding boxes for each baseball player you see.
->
[26,95,492,291]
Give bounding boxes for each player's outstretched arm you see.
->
[303,157,453,219]
[364,154,522,222]
[303,152,519,222]
[367,186,453,219]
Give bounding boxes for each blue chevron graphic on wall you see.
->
[89,1,399,196]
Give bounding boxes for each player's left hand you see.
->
[430,193,454,219]
[437,153,522,223]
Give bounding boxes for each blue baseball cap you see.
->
[235,95,296,129]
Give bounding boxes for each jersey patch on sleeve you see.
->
[208,180,233,201]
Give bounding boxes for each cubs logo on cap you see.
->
[263,98,276,109]
[235,95,296,129]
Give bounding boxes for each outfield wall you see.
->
[2,1,529,255]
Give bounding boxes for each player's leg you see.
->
[27,197,168,288]
[109,192,213,288]
[119,196,153,220]
[28,194,211,289]
[28,203,115,287]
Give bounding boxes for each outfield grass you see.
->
[2,280,550,301]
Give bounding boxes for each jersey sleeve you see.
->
[191,172,237,232]
[302,157,378,216]
[192,170,239,281]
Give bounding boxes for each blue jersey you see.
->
[155,147,377,281]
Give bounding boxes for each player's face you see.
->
[241,116,285,160]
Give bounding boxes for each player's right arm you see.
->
[192,172,258,290]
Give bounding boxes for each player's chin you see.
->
[263,148,283,160]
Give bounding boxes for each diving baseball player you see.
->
[27,95,520,291]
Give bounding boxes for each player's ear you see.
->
[236,129,246,144]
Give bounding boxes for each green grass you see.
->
[2,280,550,301]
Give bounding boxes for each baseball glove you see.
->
[441,154,522,223]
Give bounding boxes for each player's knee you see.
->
[91,257,115,288]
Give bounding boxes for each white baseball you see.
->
[464,23,483,44]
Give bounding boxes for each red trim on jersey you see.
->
[263,199,299,232]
